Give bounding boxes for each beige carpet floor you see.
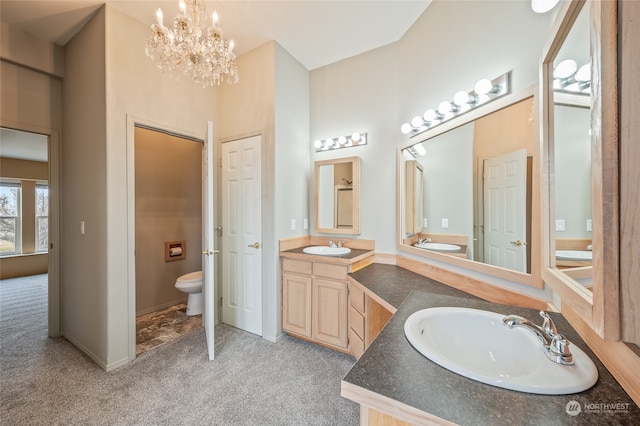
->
[0,274,359,425]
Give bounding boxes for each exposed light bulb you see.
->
[423,109,437,122]
[351,132,361,143]
[401,123,413,134]
[575,63,590,82]
[179,0,186,14]
[212,11,219,26]
[314,139,323,149]
[325,138,333,147]
[453,91,470,106]
[229,40,235,53]
[414,144,426,156]
[554,59,577,79]
[474,79,494,95]
[438,101,452,115]
[411,116,423,128]
[531,0,560,14]
[338,136,347,145]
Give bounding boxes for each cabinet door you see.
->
[282,273,312,338]
[312,278,348,349]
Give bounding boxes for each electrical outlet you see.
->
[423,218,428,228]
[586,219,592,232]
[304,218,309,230]
[441,218,449,229]
[556,219,565,231]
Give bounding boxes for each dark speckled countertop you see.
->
[344,265,640,425]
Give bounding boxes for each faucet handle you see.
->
[539,311,557,337]
[547,334,574,365]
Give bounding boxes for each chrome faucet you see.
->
[417,237,432,245]
[328,240,336,248]
[502,311,574,365]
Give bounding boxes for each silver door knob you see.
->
[202,249,220,255]
[509,240,523,246]
[248,242,261,249]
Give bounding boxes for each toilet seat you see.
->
[176,270,202,284]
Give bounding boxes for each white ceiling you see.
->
[0,128,48,162]
[0,0,432,70]
[1,1,432,162]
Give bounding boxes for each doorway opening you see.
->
[132,125,204,355]
[0,126,59,338]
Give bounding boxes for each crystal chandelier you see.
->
[145,0,239,87]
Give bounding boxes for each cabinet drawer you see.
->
[349,329,365,360]
[349,283,365,314]
[282,258,312,275]
[313,262,348,280]
[349,305,365,341]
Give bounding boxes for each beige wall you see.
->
[134,127,202,316]
[61,5,108,368]
[0,158,48,180]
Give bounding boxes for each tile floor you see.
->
[135,303,202,355]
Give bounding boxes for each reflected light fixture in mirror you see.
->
[531,0,560,14]
[554,59,591,94]
[401,72,511,137]
[313,132,367,152]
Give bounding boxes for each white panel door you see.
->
[483,149,527,272]
[221,135,262,336]
[202,121,216,360]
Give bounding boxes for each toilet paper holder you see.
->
[165,240,186,262]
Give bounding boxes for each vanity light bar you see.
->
[313,132,368,152]
[401,72,511,138]
[553,59,591,95]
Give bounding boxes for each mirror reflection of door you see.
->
[318,162,353,229]
[482,149,527,272]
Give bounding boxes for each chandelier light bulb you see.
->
[575,63,590,82]
[156,8,164,26]
[179,0,186,14]
[212,11,219,26]
[474,79,494,95]
[554,59,577,79]
[401,123,413,134]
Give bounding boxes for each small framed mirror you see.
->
[314,156,361,234]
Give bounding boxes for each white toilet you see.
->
[175,271,203,316]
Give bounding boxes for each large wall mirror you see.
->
[541,0,620,339]
[397,87,541,287]
[314,156,361,235]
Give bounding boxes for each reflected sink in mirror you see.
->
[414,242,461,251]
[302,246,351,256]
[404,307,598,394]
[555,250,592,261]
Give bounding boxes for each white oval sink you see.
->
[414,242,461,251]
[404,307,598,394]
[556,250,592,261]
[302,246,351,256]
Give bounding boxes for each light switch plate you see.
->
[586,219,592,232]
[441,218,449,229]
[423,218,428,228]
[290,219,296,230]
[304,218,309,230]
[556,219,565,231]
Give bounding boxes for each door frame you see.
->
[0,120,60,337]
[125,115,209,361]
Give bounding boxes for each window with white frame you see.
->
[36,183,48,252]
[0,182,21,255]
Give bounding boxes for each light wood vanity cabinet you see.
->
[348,282,393,360]
[282,258,349,352]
